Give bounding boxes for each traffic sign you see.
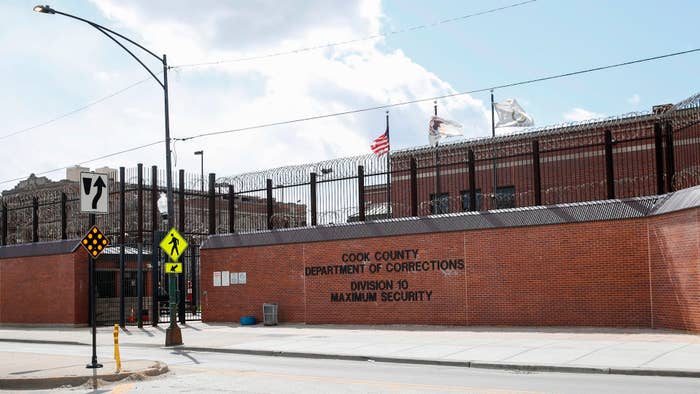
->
[80,172,109,214]
[159,227,188,262]
[81,226,110,259]
[165,262,183,274]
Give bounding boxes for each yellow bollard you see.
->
[113,324,121,372]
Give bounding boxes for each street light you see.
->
[34,4,181,347]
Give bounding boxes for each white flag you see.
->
[494,99,534,128]
[428,116,463,146]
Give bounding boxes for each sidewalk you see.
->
[1,322,700,388]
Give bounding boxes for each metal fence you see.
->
[1,92,699,325]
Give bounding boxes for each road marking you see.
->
[109,382,135,394]
[178,366,542,393]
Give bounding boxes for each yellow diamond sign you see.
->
[165,262,183,274]
[81,225,110,259]
[159,227,188,262]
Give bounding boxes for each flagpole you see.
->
[385,110,391,218]
[434,101,441,213]
[491,90,498,209]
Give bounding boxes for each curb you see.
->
[0,361,169,390]
[3,337,699,380]
[0,338,86,346]
[180,347,700,379]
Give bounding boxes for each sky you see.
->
[1,0,699,190]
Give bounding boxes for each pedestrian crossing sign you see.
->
[159,227,188,262]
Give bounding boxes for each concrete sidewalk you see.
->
[0,353,167,390]
[1,323,700,389]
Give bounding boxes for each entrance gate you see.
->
[94,242,202,326]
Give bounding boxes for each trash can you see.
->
[263,303,278,326]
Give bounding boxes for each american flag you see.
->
[371,131,389,156]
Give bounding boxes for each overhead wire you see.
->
[0,1,534,141]
[170,0,537,70]
[0,140,163,186]
[0,75,156,141]
[174,46,700,142]
[3,46,699,186]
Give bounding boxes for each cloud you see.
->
[563,108,605,122]
[1,0,488,188]
[627,94,641,105]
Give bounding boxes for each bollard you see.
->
[113,324,121,372]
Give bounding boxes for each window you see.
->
[460,189,483,211]
[429,193,449,214]
[496,186,516,209]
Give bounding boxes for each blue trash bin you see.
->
[240,316,256,325]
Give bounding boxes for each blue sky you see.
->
[383,0,699,120]
[1,0,699,188]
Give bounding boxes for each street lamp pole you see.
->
[33,4,181,346]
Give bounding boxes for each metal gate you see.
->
[94,241,201,326]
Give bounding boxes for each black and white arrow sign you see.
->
[80,172,110,214]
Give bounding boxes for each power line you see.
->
[174,46,700,142]
[3,46,699,187]
[2,1,534,141]
[0,140,162,186]
[170,0,537,69]
[0,76,155,141]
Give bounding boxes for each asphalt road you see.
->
[3,342,700,394]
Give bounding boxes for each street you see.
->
[2,342,700,394]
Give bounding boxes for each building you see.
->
[383,102,698,217]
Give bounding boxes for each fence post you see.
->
[119,167,126,328]
[358,166,366,222]
[654,122,665,195]
[468,150,476,211]
[410,158,418,216]
[208,173,216,235]
[665,121,675,192]
[1,202,6,245]
[178,169,186,325]
[60,192,67,240]
[137,164,143,242]
[178,170,185,230]
[310,172,318,226]
[604,130,615,199]
[266,179,274,230]
[532,141,542,206]
[32,197,38,242]
[137,163,143,328]
[151,166,159,326]
[228,185,235,233]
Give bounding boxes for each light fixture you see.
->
[33,5,55,14]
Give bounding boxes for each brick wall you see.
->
[0,252,88,325]
[649,209,700,331]
[464,220,650,327]
[201,208,700,332]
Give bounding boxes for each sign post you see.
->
[80,225,110,369]
[159,227,188,346]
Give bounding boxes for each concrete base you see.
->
[165,325,182,346]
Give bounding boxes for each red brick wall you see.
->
[201,244,306,323]
[0,252,88,325]
[464,220,651,327]
[201,209,700,331]
[649,209,700,331]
